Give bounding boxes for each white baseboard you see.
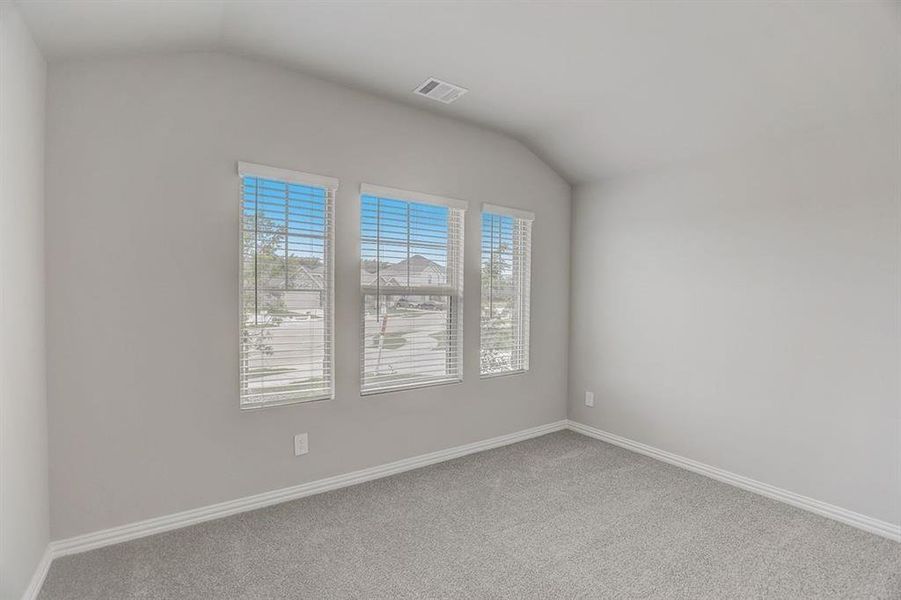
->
[566,419,901,543]
[29,415,897,598]
[20,546,52,600]
[50,420,568,558]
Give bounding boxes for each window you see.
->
[480,204,533,376]
[238,162,337,408]
[360,184,466,394]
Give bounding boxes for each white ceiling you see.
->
[17,0,901,183]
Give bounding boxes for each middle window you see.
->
[360,184,466,394]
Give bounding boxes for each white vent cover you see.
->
[413,77,468,104]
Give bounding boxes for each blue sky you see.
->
[482,212,514,268]
[244,177,513,269]
[243,176,327,261]
[361,195,451,267]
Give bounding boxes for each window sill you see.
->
[240,392,332,410]
[480,369,528,380]
[361,377,463,397]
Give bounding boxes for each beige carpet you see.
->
[39,430,900,599]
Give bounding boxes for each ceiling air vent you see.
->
[414,77,468,104]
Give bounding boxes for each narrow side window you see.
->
[239,162,337,408]
[480,205,533,377]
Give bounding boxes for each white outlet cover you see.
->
[294,433,309,456]
[585,391,595,407]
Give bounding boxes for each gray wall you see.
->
[0,3,48,598]
[45,52,570,540]
[569,111,900,525]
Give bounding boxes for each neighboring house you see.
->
[361,254,446,288]
[253,263,325,313]
[361,255,447,311]
[293,264,325,290]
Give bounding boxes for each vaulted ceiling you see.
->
[18,0,900,183]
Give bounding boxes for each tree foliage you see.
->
[480,241,516,373]
[242,213,295,366]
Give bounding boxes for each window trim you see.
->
[360,183,468,211]
[238,161,339,190]
[359,182,467,396]
[481,203,535,222]
[479,203,533,378]
[237,161,338,410]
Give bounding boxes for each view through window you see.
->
[239,164,335,407]
[481,207,532,376]
[360,187,465,394]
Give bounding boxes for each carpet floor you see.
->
[39,430,899,599]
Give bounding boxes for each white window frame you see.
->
[480,203,533,378]
[238,161,338,409]
[359,183,467,395]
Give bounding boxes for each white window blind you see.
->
[480,204,533,376]
[238,162,337,408]
[360,184,466,394]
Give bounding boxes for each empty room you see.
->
[1,1,899,598]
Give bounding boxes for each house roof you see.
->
[361,255,444,288]
[257,263,325,291]
[382,255,443,277]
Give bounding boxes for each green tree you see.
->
[481,242,515,373]
[241,211,295,389]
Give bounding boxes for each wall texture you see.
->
[0,2,48,598]
[569,111,900,526]
[45,52,570,540]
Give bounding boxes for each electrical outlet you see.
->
[585,391,595,407]
[294,433,309,456]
